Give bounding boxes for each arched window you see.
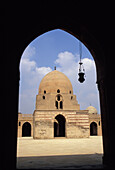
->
[55,95,63,109]
[57,95,60,101]
[71,96,73,100]
[43,95,45,99]
[57,89,60,93]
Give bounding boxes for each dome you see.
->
[86,106,97,114]
[39,70,73,94]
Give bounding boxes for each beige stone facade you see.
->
[18,113,33,137]
[18,70,102,138]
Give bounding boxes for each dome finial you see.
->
[54,66,56,70]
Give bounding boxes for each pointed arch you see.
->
[54,114,66,137]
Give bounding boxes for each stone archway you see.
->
[22,122,31,137]
[4,6,115,169]
[90,122,97,136]
[54,114,66,137]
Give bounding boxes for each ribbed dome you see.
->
[39,70,73,94]
[86,106,97,114]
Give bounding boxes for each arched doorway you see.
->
[90,122,97,136]
[54,115,66,137]
[22,122,31,137]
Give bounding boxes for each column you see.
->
[97,78,115,169]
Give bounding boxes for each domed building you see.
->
[86,106,102,136]
[86,106,98,114]
[36,70,79,111]
[18,69,102,138]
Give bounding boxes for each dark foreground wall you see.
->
[3,3,115,169]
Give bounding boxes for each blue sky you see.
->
[25,29,92,68]
[19,29,100,114]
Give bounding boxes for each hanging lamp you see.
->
[78,41,85,83]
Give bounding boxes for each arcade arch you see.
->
[22,122,31,137]
[90,122,98,136]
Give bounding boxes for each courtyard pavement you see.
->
[17,136,103,169]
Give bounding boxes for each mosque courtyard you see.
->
[17,136,103,169]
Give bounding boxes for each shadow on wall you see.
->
[17,154,103,169]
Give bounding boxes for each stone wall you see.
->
[36,93,80,110]
[18,112,101,138]
[89,114,102,136]
[17,113,33,137]
[66,111,89,138]
[33,110,89,139]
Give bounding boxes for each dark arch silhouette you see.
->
[22,122,31,137]
[54,115,66,137]
[4,7,115,169]
[90,122,97,136]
